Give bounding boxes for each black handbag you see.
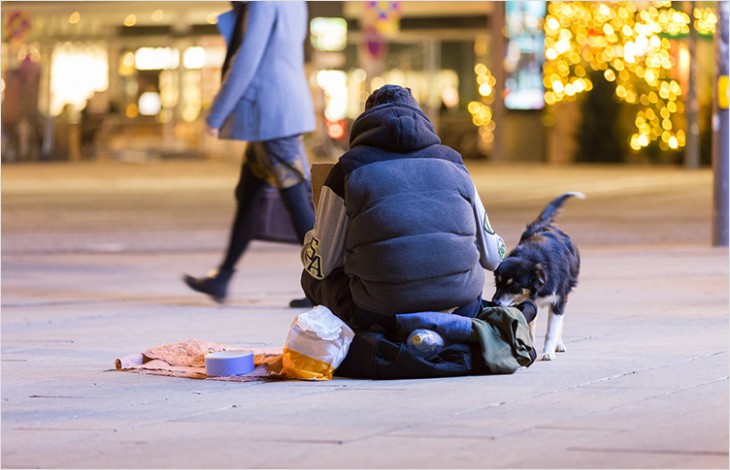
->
[250,145,314,244]
[252,184,300,244]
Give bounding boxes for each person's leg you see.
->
[452,297,484,318]
[301,268,398,333]
[281,179,317,307]
[279,181,315,243]
[183,145,267,303]
[260,135,316,307]
[301,268,359,325]
[219,159,268,271]
[261,135,315,243]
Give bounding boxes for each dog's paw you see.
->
[556,341,567,353]
[540,351,556,361]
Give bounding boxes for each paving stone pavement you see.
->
[1,160,728,469]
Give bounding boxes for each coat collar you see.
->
[216,10,238,45]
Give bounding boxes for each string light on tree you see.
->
[468,63,497,144]
[693,7,718,36]
[543,1,717,153]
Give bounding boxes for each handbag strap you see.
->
[266,148,308,184]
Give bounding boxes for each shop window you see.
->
[50,42,108,115]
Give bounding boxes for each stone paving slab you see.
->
[1,160,716,253]
[2,162,728,468]
[2,245,727,469]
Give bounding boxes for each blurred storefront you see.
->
[1,1,499,163]
[0,1,721,165]
[2,2,234,162]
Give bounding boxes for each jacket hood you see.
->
[349,103,441,152]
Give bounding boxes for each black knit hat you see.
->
[365,85,419,110]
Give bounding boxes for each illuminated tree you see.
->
[468,63,497,146]
[544,1,718,155]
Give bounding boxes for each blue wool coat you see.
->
[207,2,315,142]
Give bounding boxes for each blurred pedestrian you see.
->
[183,1,316,305]
[2,56,41,162]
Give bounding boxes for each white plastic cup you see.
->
[205,350,255,376]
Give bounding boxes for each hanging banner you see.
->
[364,1,401,35]
[360,2,400,78]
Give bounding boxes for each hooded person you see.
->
[300,85,509,332]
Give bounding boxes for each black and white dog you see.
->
[492,192,584,361]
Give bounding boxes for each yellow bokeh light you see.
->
[630,135,641,150]
[125,103,139,118]
[538,1,698,154]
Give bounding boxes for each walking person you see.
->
[183,2,316,305]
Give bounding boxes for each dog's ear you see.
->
[533,263,547,289]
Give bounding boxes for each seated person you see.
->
[300,85,510,333]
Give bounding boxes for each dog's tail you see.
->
[521,191,585,241]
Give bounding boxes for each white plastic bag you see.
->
[282,305,355,380]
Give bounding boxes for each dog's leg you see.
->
[541,307,565,361]
[528,318,537,345]
[554,299,568,353]
[555,331,567,353]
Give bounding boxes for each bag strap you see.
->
[265,147,308,184]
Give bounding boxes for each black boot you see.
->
[183,268,234,304]
[289,297,312,308]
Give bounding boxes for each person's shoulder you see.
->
[338,145,386,172]
[430,143,466,165]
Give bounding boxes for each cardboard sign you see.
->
[311,162,335,208]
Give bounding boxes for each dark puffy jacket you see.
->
[335,103,484,314]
